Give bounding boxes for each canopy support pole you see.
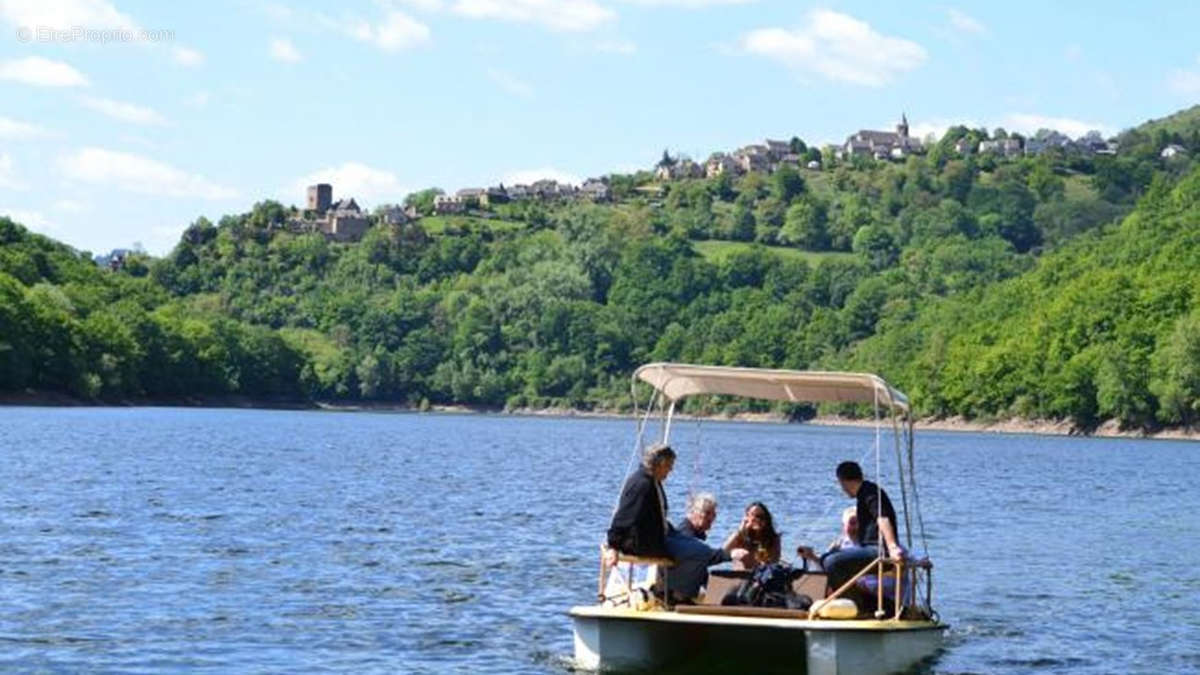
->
[662,399,676,444]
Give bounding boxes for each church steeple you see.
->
[897,113,909,138]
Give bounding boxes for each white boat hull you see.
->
[570,606,945,674]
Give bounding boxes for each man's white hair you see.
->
[687,491,717,515]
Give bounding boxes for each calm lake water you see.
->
[2,407,1198,674]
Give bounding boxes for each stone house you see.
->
[735,151,770,173]
[705,153,740,178]
[456,188,487,208]
[486,186,510,205]
[657,160,703,180]
[580,179,610,201]
[531,179,562,200]
[979,138,1023,157]
[434,194,465,214]
[323,199,369,241]
[839,114,922,160]
[1024,130,1073,155]
[764,139,791,160]
[380,205,408,225]
[306,183,332,212]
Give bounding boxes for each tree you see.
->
[1150,311,1200,425]
[771,165,806,203]
[1028,162,1065,201]
[726,203,756,241]
[852,224,899,271]
[710,171,736,202]
[403,188,444,216]
[779,199,829,250]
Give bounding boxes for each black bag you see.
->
[721,563,812,609]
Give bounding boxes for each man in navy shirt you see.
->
[822,461,904,601]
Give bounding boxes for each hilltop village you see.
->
[259,114,1151,246]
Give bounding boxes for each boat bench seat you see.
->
[701,570,829,606]
[598,546,676,606]
[675,605,814,620]
[607,552,675,567]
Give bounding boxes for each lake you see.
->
[1,407,1197,673]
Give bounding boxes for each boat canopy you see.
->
[633,363,910,416]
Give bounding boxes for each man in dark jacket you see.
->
[606,445,748,601]
[606,443,675,559]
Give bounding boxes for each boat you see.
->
[568,363,947,674]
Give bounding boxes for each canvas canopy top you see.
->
[632,362,910,417]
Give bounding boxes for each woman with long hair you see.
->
[723,501,781,570]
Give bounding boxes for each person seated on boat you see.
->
[822,461,904,600]
[796,507,861,571]
[605,443,676,563]
[722,501,782,570]
[832,506,859,551]
[666,492,750,600]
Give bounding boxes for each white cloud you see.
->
[1168,56,1200,96]
[595,38,636,54]
[451,0,614,32]
[487,67,533,97]
[894,114,1111,141]
[1,1,198,68]
[270,37,303,62]
[172,46,205,67]
[53,199,87,213]
[946,8,985,35]
[80,95,168,125]
[396,0,445,9]
[264,2,294,21]
[740,10,926,87]
[268,4,431,51]
[1,209,57,234]
[0,153,27,191]
[345,9,431,50]
[503,167,581,186]
[291,162,409,204]
[0,0,138,32]
[905,118,981,142]
[0,115,53,139]
[60,147,238,200]
[185,91,210,107]
[619,0,753,6]
[1002,113,1112,138]
[0,56,88,87]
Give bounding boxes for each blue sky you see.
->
[1,0,1198,255]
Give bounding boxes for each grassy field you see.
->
[420,214,525,234]
[692,239,857,264]
[1063,173,1099,201]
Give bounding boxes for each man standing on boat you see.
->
[606,445,748,602]
[823,461,904,598]
[606,443,676,560]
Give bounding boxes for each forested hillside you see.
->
[3,109,1199,430]
[845,169,1200,429]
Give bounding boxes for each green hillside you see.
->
[3,107,1200,429]
[845,171,1200,429]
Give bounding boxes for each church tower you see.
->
[897,113,909,139]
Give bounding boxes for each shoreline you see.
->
[4,391,1199,441]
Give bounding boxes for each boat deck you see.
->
[569,604,943,632]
